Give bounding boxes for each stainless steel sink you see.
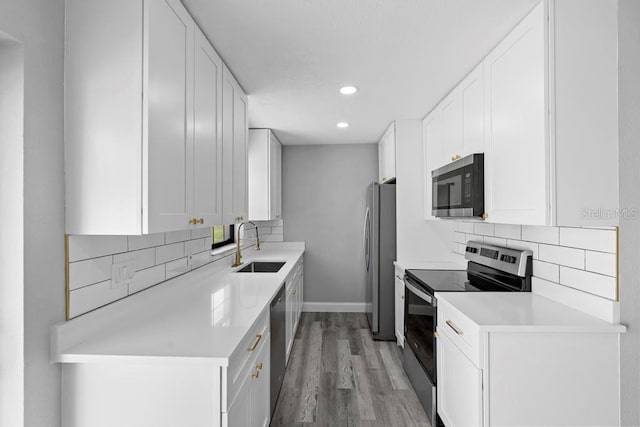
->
[236,261,286,273]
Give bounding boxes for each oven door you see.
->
[404,278,437,384]
[403,277,438,426]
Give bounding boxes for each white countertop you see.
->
[435,292,626,333]
[51,242,305,366]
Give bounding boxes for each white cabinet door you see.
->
[422,109,443,220]
[437,331,483,427]
[285,279,294,361]
[227,374,251,427]
[146,0,194,233]
[394,276,404,347]
[441,90,463,163]
[249,335,270,427]
[378,123,396,183]
[192,27,223,228]
[484,2,547,225]
[270,136,282,219]
[222,66,248,224]
[460,63,485,156]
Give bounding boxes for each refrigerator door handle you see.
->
[363,208,370,271]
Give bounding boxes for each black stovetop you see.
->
[405,269,480,294]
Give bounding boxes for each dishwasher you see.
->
[270,284,286,416]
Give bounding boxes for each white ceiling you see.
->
[182,0,540,145]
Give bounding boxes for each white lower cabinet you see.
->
[227,334,270,427]
[285,259,304,361]
[436,294,623,427]
[394,265,405,347]
[437,331,483,427]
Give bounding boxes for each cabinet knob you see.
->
[455,154,461,160]
[252,370,260,379]
[451,156,456,161]
[247,334,262,352]
[291,289,296,295]
[256,362,263,370]
[481,213,488,220]
[197,218,204,225]
[189,218,197,225]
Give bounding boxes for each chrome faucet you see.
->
[232,221,260,267]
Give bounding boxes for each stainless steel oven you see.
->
[432,153,484,218]
[403,241,532,427]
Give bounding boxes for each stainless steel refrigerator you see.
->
[364,182,396,340]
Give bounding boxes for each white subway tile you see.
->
[457,221,474,233]
[165,229,191,244]
[474,222,495,236]
[257,226,271,236]
[190,227,212,239]
[533,260,559,283]
[243,228,257,238]
[204,236,213,248]
[585,251,617,277]
[454,232,467,244]
[521,226,559,245]
[538,244,584,269]
[260,235,283,242]
[185,238,206,255]
[127,233,164,251]
[114,248,155,272]
[559,266,617,300]
[166,257,190,279]
[454,242,467,255]
[559,227,616,253]
[68,279,127,318]
[156,242,184,264]
[68,256,113,290]
[271,226,284,236]
[466,234,484,244]
[494,224,522,240]
[128,265,165,294]
[483,236,507,247]
[191,251,211,268]
[68,235,127,262]
[532,277,619,323]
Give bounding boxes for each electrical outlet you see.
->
[186,248,194,267]
[111,260,135,289]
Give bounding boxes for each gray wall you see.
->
[618,0,640,424]
[0,1,65,426]
[282,144,378,305]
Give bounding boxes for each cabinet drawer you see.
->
[226,309,269,409]
[437,297,481,366]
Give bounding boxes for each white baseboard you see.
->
[302,302,372,313]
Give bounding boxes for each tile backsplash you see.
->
[66,219,284,319]
[453,222,619,322]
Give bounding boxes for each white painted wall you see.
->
[0,33,24,427]
[0,1,65,426]
[618,0,640,424]
[282,144,378,306]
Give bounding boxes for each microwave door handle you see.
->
[405,281,433,305]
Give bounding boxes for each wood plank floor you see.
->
[271,312,431,427]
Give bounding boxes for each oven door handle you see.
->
[404,280,434,305]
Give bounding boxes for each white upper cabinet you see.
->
[222,65,249,225]
[460,63,485,157]
[422,0,619,226]
[248,129,282,221]
[378,123,396,183]
[65,0,231,234]
[193,27,224,228]
[484,2,547,225]
[441,90,463,164]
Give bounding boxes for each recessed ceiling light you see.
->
[339,86,358,95]
[337,122,350,128]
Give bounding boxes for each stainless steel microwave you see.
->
[431,153,484,218]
